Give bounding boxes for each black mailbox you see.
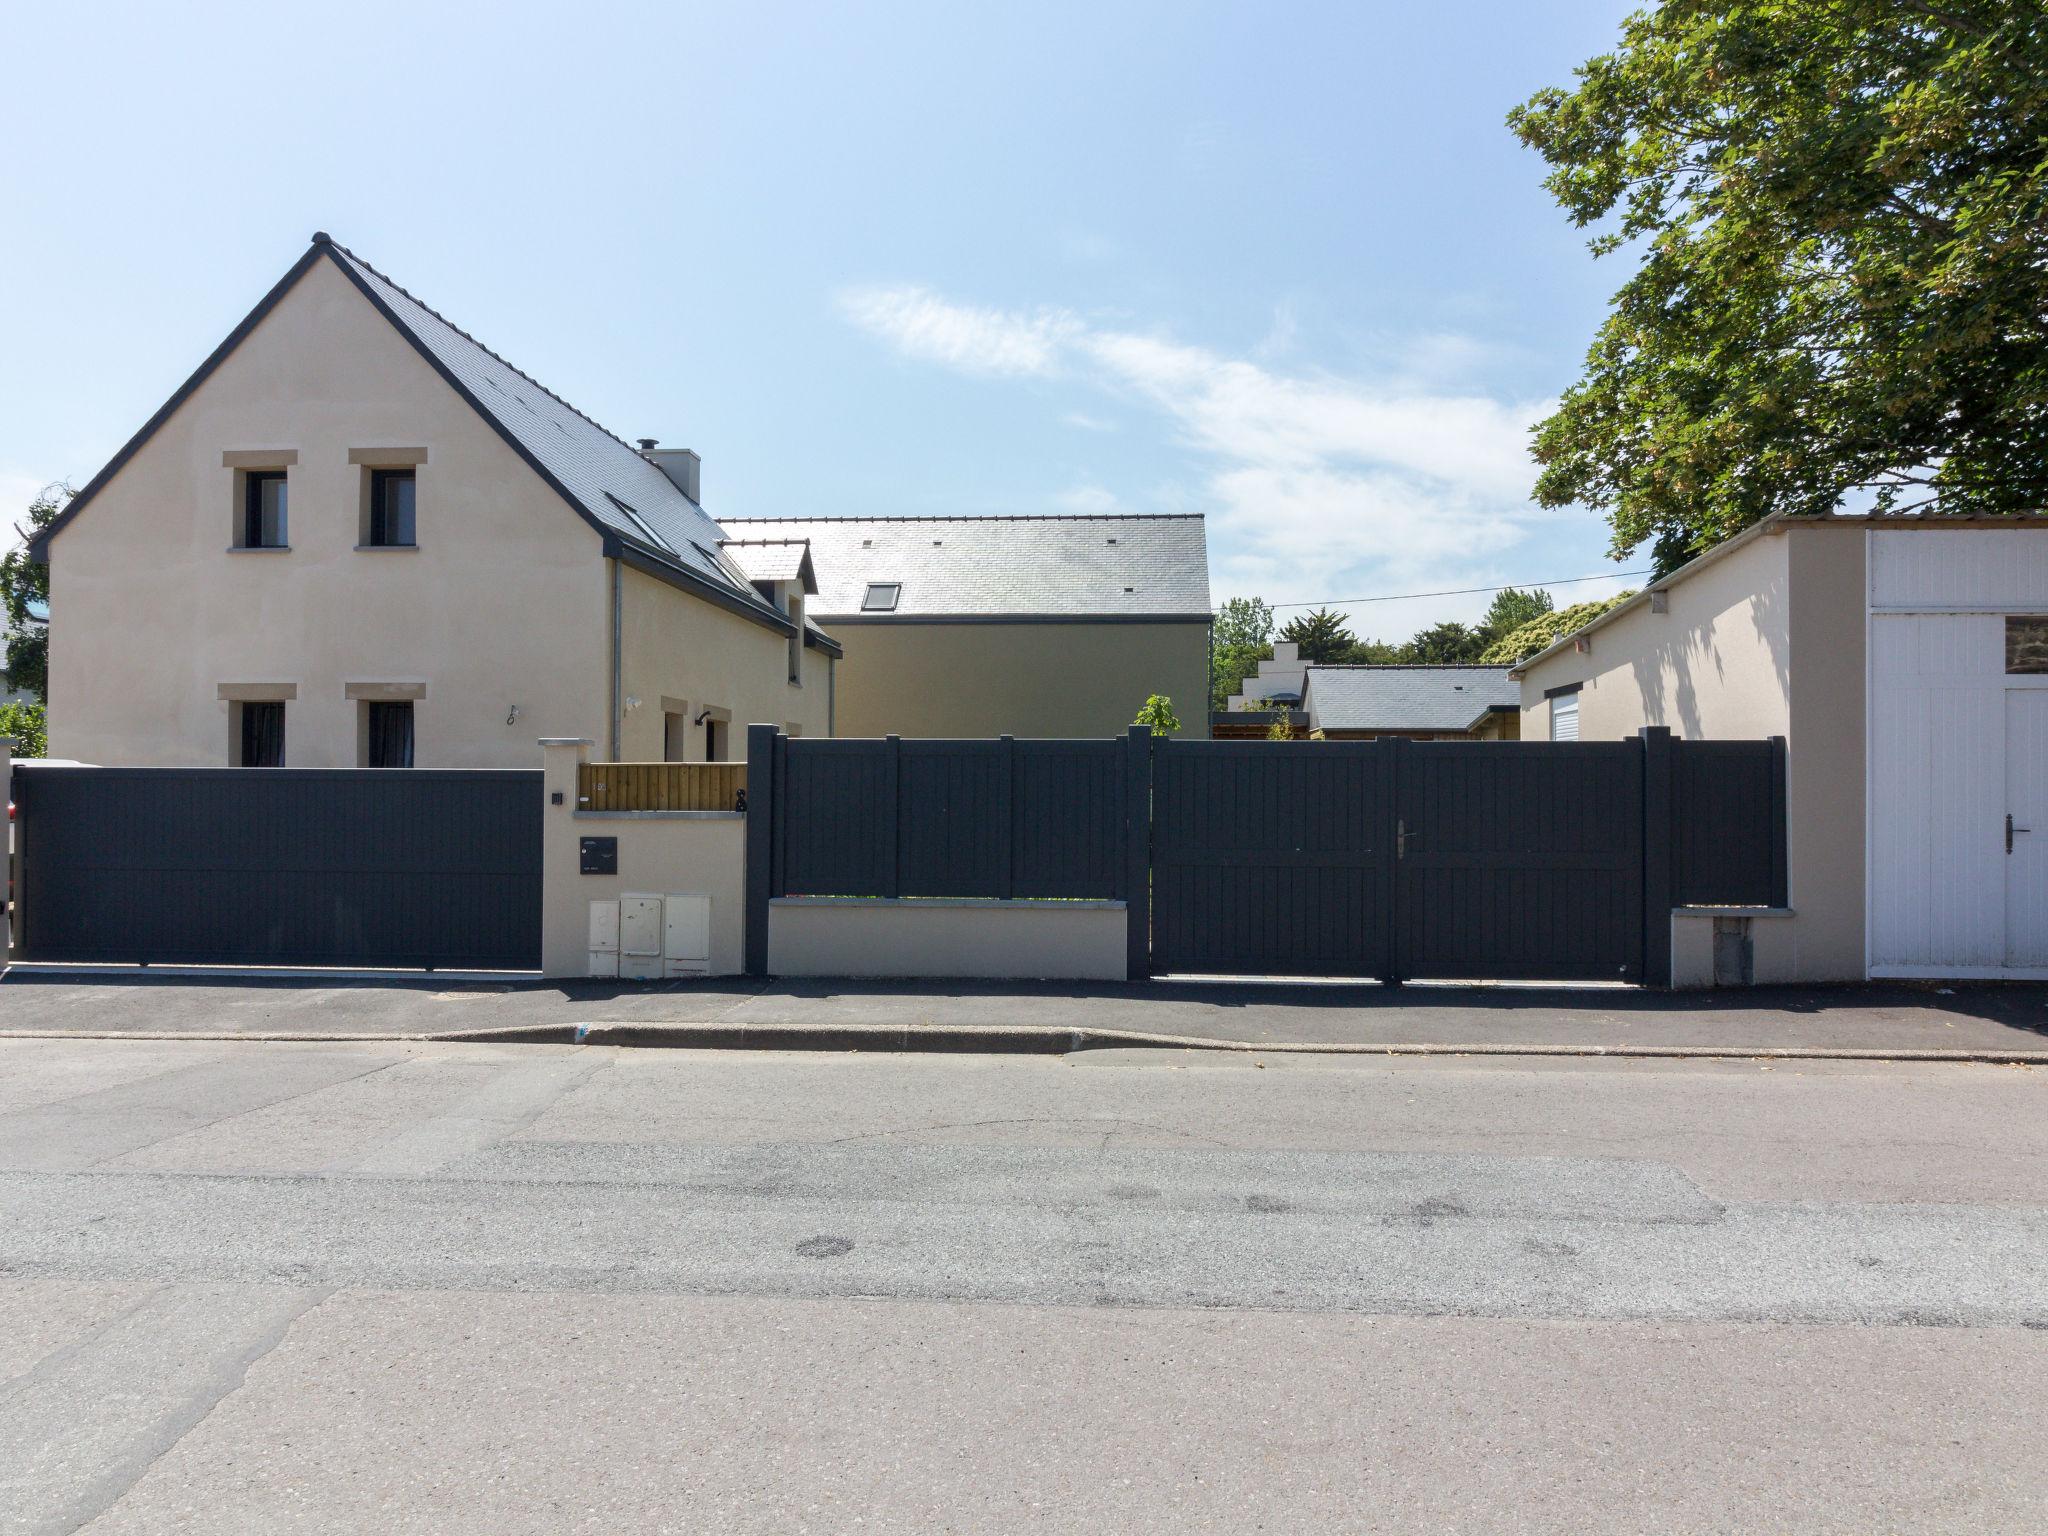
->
[579,836,618,875]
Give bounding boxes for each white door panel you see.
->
[1868,615,2006,968]
[2006,692,2048,966]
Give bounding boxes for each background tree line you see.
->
[1210,587,1634,711]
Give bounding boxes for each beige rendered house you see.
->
[1511,513,2048,981]
[33,233,839,769]
[714,514,1211,738]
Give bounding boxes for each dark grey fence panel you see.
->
[778,738,898,897]
[775,736,1123,900]
[1394,741,1645,983]
[1150,740,1393,978]
[14,767,541,969]
[1670,738,1787,906]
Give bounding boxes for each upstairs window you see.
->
[368,469,416,547]
[238,701,285,766]
[242,471,288,548]
[365,701,415,767]
[862,582,901,612]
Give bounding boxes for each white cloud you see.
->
[1060,411,1118,433]
[838,282,1570,626]
[836,285,1077,378]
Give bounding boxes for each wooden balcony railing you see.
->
[576,761,748,813]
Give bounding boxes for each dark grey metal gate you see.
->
[13,767,542,970]
[1147,728,1785,985]
[1150,741,1394,977]
[1390,740,1644,981]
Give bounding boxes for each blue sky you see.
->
[0,0,1646,643]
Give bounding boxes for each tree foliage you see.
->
[1278,607,1357,663]
[1133,693,1182,736]
[0,702,47,759]
[1212,596,1273,648]
[0,484,66,703]
[1209,595,1277,710]
[1511,2,2048,563]
[1478,592,1639,664]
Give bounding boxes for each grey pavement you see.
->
[5,968,2048,1055]
[1,1037,2045,1532]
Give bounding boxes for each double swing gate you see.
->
[750,725,1786,986]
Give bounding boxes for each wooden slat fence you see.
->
[577,762,748,812]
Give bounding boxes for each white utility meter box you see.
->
[589,894,714,979]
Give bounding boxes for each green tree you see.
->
[1406,621,1485,663]
[0,484,67,703]
[1480,587,1552,638]
[1133,694,1181,736]
[1278,607,1356,663]
[0,702,47,758]
[1510,2,2048,563]
[1479,592,1639,664]
[1209,595,1276,711]
[1213,595,1273,648]
[1337,638,1405,664]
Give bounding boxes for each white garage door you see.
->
[1868,531,2048,976]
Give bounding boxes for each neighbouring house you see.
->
[1212,640,1312,738]
[1227,641,1311,709]
[1511,512,2048,981]
[1298,664,1519,741]
[31,233,839,768]
[713,514,1212,738]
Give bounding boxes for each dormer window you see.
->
[862,583,901,612]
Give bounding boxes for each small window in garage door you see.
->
[2006,616,2048,674]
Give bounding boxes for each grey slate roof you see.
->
[719,539,817,591]
[716,515,1211,619]
[327,242,778,619]
[1301,665,1517,733]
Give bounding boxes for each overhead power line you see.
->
[1267,569,1652,610]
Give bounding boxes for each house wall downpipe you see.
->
[609,559,622,760]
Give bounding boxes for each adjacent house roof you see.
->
[31,233,802,639]
[716,514,1212,620]
[1301,664,1518,734]
[719,538,818,593]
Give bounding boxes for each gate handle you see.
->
[2011,813,2033,855]
[1397,818,1408,859]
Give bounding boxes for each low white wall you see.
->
[1670,907,1800,988]
[767,897,1128,981]
[541,739,747,978]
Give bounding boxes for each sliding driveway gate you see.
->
[12,767,543,970]
[749,726,1785,985]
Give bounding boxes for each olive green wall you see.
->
[823,619,1208,739]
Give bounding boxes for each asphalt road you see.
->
[7,970,2048,1054]
[3,1038,2045,1533]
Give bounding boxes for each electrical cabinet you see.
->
[586,900,620,979]
[587,893,715,979]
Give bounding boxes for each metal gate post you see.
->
[1640,726,1675,987]
[1124,725,1153,981]
[1382,735,1404,985]
[743,723,777,977]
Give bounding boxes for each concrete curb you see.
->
[3,1020,2043,1064]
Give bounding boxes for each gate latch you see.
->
[2010,813,2032,855]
